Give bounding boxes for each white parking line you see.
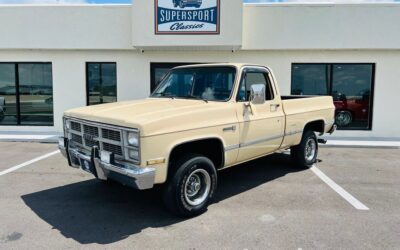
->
[0,150,60,177]
[310,165,369,211]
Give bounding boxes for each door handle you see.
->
[270,103,280,112]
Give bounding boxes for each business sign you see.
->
[155,0,220,35]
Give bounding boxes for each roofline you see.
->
[0,4,131,7]
[0,2,398,8]
[244,2,400,7]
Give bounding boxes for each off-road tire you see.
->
[291,130,318,169]
[163,154,217,217]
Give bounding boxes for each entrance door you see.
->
[235,67,284,162]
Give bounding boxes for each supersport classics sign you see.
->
[155,0,220,34]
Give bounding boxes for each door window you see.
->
[237,71,274,102]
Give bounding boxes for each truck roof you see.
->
[173,63,266,69]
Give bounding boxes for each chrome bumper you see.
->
[58,137,155,190]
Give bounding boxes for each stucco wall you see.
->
[0,49,398,139]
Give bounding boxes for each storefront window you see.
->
[0,64,17,125]
[87,63,117,106]
[0,63,53,126]
[292,63,374,130]
[18,64,53,125]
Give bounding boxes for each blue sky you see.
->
[0,0,399,4]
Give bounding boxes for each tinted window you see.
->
[0,64,17,125]
[87,63,117,106]
[18,64,53,125]
[291,63,374,130]
[0,63,53,126]
[292,64,328,95]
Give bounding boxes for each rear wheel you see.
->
[291,130,318,169]
[163,154,217,217]
[179,1,185,8]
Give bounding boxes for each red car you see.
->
[333,91,370,127]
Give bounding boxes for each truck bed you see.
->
[280,95,335,148]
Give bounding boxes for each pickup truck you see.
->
[59,63,336,217]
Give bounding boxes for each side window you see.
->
[237,71,274,102]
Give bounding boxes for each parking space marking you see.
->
[0,150,60,177]
[310,165,369,210]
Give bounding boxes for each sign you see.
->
[155,0,220,35]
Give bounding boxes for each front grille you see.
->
[70,121,81,132]
[103,142,123,156]
[85,139,99,148]
[66,119,133,161]
[102,128,121,142]
[83,125,99,137]
[71,134,83,145]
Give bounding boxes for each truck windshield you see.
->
[151,67,236,102]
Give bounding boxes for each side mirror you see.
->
[250,84,266,105]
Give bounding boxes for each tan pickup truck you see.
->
[59,63,336,217]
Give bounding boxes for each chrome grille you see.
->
[103,142,123,156]
[71,134,83,145]
[70,121,81,132]
[83,125,99,137]
[85,139,99,148]
[102,128,121,142]
[67,119,124,159]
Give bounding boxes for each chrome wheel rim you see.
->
[336,111,352,127]
[305,138,317,162]
[184,168,211,206]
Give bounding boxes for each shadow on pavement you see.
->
[21,152,303,244]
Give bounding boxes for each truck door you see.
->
[235,67,285,162]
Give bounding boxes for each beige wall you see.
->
[0,49,398,139]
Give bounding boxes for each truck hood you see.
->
[64,98,237,137]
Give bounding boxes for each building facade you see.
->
[0,1,399,140]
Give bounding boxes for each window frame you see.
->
[291,63,376,131]
[0,62,54,126]
[86,62,117,106]
[236,67,275,102]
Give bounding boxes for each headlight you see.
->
[127,131,139,147]
[128,149,139,160]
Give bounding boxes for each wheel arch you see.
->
[303,119,325,134]
[167,137,225,180]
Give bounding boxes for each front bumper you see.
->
[58,137,155,190]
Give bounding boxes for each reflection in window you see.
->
[292,63,374,130]
[87,63,117,106]
[0,63,53,126]
[0,64,17,125]
[18,64,53,125]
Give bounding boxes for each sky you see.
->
[0,0,399,4]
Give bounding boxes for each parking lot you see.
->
[0,142,399,249]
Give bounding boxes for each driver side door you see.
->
[235,67,285,162]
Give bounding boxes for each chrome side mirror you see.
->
[250,84,266,105]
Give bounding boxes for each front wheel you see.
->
[163,154,217,217]
[291,130,318,169]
